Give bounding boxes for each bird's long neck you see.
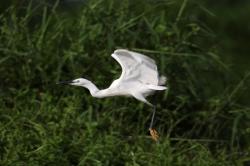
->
[84,81,111,98]
[83,81,100,96]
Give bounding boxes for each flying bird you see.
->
[59,49,167,141]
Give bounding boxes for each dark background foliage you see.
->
[0,0,249,165]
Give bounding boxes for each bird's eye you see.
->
[74,80,80,83]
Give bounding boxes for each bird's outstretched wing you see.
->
[111,49,159,85]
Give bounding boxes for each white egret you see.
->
[59,49,167,141]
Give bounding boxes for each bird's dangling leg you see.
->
[149,105,156,129]
[131,93,159,141]
[149,105,159,142]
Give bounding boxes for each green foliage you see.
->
[0,0,249,165]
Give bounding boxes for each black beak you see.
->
[57,80,73,85]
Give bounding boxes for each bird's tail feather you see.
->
[146,84,167,90]
[158,76,167,85]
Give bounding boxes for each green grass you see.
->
[0,0,250,165]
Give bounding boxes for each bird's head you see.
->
[58,78,90,87]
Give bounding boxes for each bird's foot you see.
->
[149,128,159,142]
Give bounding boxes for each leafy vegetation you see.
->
[0,0,249,165]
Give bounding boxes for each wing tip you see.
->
[114,49,156,64]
